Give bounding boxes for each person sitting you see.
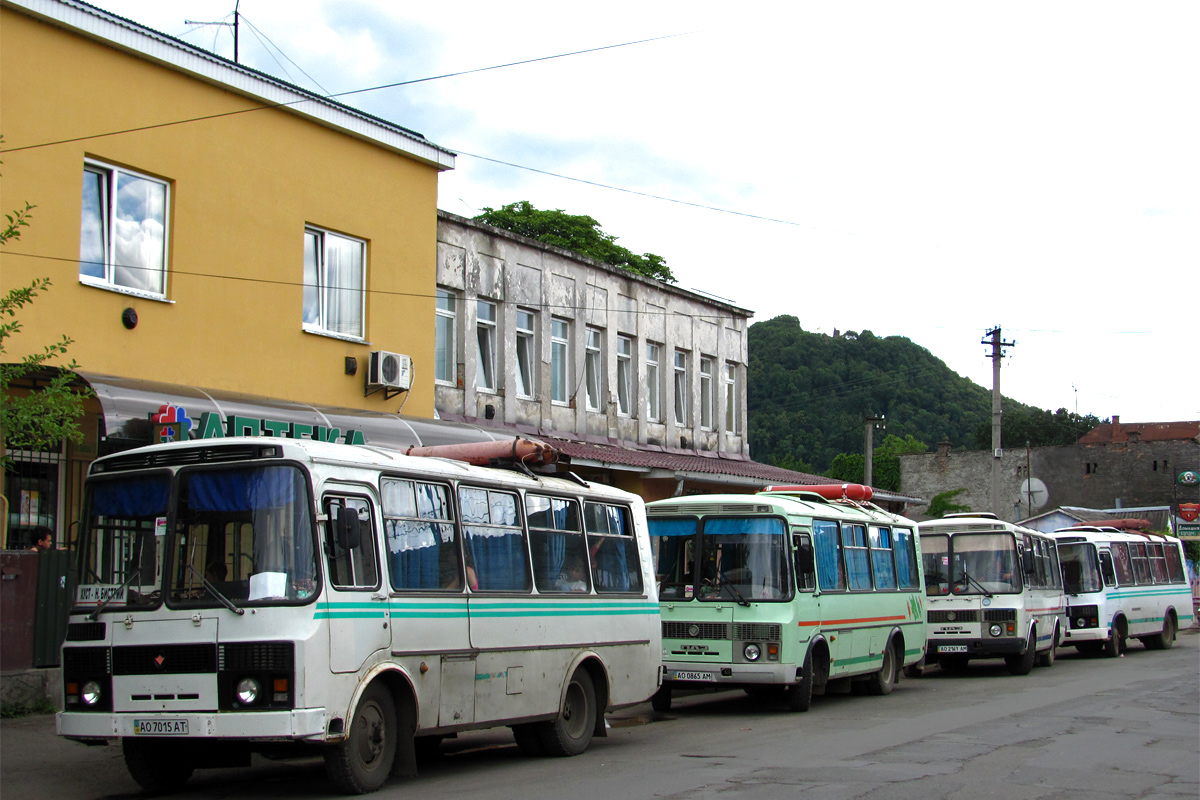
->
[30,528,53,552]
[556,557,588,592]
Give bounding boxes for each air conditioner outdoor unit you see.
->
[368,350,412,391]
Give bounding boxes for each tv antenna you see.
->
[186,1,241,63]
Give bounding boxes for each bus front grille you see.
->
[984,609,1017,622]
[662,621,731,640]
[735,623,781,642]
[928,610,979,623]
[113,644,218,675]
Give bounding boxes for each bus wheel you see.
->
[865,642,898,696]
[651,685,672,712]
[122,738,196,793]
[538,669,596,756]
[325,682,397,794]
[1036,627,1059,667]
[788,651,814,712]
[1103,621,1126,658]
[1006,630,1036,676]
[1145,615,1176,650]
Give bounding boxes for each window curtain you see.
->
[323,235,363,338]
[812,520,843,591]
[90,476,169,518]
[893,528,918,589]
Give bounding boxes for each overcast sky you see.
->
[95,0,1198,423]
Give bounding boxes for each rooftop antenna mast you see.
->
[185,0,240,63]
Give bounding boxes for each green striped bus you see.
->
[647,484,926,712]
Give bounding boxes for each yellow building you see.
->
[1,0,457,548]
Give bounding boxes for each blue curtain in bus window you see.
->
[598,505,633,591]
[187,468,296,512]
[466,526,527,590]
[387,519,438,590]
[870,527,897,589]
[842,525,871,590]
[893,528,918,588]
[812,520,843,591]
[90,476,169,517]
[648,518,696,582]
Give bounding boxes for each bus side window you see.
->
[1098,551,1117,586]
[793,533,815,591]
[323,496,380,591]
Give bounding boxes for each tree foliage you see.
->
[972,406,1101,449]
[825,434,928,491]
[474,201,676,283]
[1,194,92,467]
[926,488,972,518]
[748,316,1058,473]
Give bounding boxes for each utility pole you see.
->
[863,414,885,487]
[982,327,1015,517]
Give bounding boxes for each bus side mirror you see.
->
[335,506,361,550]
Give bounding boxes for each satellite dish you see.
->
[1019,478,1048,510]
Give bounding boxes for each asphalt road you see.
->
[3,632,1197,800]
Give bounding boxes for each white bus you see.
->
[647,484,927,712]
[58,438,660,794]
[1049,526,1193,656]
[917,513,1066,675]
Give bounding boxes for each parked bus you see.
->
[916,513,1066,675]
[1049,526,1192,656]
[58,438,660,794]
[647,484,926,712]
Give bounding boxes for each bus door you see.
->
[380,478,474,728]
[322,495,390,674]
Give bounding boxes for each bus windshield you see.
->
[1057,542,1103,595]
[76,465,319,611]
[921,532,1021,596]
[650,516,790,602]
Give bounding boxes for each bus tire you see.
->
[1103,620,1126,658]
[122,738,196,793]
[1145,615,1176,650]
[651,685,672,712]
[788,651,814,712]
[865,640,898,696]
[538,668,596,757]
[1036,626,1059,667]
[325,682,398,794]
[1006,629,1036,676]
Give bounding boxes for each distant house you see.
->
[899,416,1200,522]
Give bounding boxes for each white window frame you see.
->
[476,300,497,392]
[79,159,170,300]
[673,349,689,426]
[616,335,633,417]
[700,356,715,430]
[646,342,661,422]
[551,318,571,405]
[515,309,537,399]
[434,288,457,385]
[302,226,367,341]
[724,361,739,434]
[585,327,604,412]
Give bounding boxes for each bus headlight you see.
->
[81,681,102,706]
[236,677,261,705]
[744,644,762,661]
[989,624,1002,637]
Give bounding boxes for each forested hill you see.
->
[747,316,1037,473]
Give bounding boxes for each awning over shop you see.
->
[75,371,516,452]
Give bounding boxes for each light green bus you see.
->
[647,485,926,712]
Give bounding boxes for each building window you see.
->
[79,160,169,298]
[476,300,497,391]
[515,309,536,398]
[646,342,661,421]
[616,335,633,416]
[724,362,739,433]
[699,356,714,430]
[673,350,689,426]
[585,328,604,412]
[303,226,366,339]
[551,318,570,405]
[434,289,457,384]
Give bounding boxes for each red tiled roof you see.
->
[1077,419,1200,444]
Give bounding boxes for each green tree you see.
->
[972,406,1102,449]
[474,201,676,283]
[1,200,92,475]
[926,488,971,518]
[825,434,928,492]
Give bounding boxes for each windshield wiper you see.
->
[719,580,752,607]
[958,570,993,598]
[187,565,245,616]
[87,567,141,621]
